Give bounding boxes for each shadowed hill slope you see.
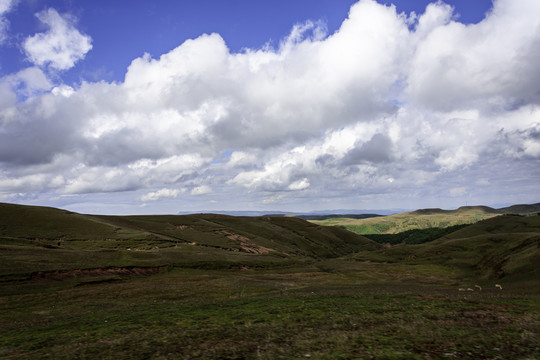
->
[88,213,380,258]
[432,215,540,281]
[497,203,540,214]
[0,202,125,240]
[0,202,379,279]
[439,213,540,240]
[353,215,540,282]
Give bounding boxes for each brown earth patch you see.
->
[30,266,162,281]
[220,231,274,254]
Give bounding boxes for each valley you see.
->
[0,202,539,359]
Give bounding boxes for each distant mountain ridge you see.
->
[410,203,540,216]
[177,203,540,218]
[177,209,408,217]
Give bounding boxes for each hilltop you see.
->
[410,203,540,216]
[310,202,540,235]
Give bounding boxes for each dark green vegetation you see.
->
[363,224,470,245]
[1,202,539,359]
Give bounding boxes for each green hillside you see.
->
[0,202,378,280]
[497,202,540,215]
[89,213,380,256]
[352,214,540,282]
[1,203,539,359]
[0,202,133,240]
[311,205,502,234]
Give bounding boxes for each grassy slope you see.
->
[1,203,539,359]
[0,203,379,280]
[2,202,538,282]
[311,206,501,234]
[352,215,540,283]
[90,214,380,257]
[0,202,133,240]
[498,202,540,214]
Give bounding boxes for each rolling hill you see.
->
[351,214,540,282]
[0,202,379,280]
[310,203,540,235]
[2,202,538,282]
[1,202,539,359]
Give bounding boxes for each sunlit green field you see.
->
[310,206,502,235]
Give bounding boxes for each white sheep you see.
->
[495,284,503,290]
[474,285,482,291]
[466,288,474,292]
[458,288,466,292]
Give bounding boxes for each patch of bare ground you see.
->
[30,266,162,281]
[220,230,274,254]
[170,223,191,230]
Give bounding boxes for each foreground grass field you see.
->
[2,266,539,359]
[1,203,539,359]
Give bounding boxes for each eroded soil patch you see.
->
[30,266,162,281]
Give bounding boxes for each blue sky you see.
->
[0,0,539,214]
[2,0,492,84]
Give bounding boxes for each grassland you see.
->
[309,206,503,235]
[1,203,539,359]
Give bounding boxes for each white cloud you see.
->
[141,188,182,202]
[407,0,540,111]
[23,8,92,71]
[0,0,14,15]
[0,173,49,192]
[1,0,540,212]
[0,67,52,110]
[0,0,16,45]
[226,151,258,168]
[263,194,285,204]
[51,84,74,97]
[15,67,52,91]
[191,185,211,196]
[288,178,310,191]
[449,187,467,197]
[0,80,16,110]
[61,166,139,194]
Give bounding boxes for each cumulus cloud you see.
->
[0,0,17,45]
[1,0,539,212]
[342,133,394,165]
[1,67,53,98]
[191,185,211,196]
[449,187,467,197]
[407,0,540,110]
[288,178,310,191]
[23,8,92,70]
[141,188,182,202]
